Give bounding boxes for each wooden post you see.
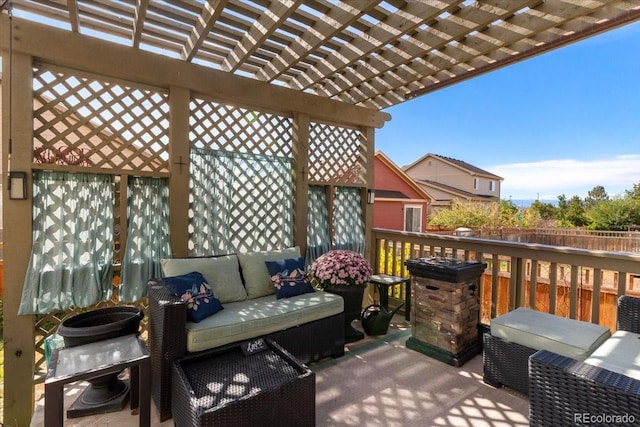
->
[2,46,37,425]
[292,113,310,254]
[169,86,191,257]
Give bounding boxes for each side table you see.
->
[172,338,315,426]
[369,274,411,321]
[44,334,151,427]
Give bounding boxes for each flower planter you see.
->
[324,284,365,343]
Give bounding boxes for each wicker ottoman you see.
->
[483,307,611,395]
[171,339,315,427]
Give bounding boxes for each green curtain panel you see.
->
[189,148,294,255]
[333,187,365,255]
[306,185,330,265]
[19,172,114,315]
[120,176,171,302]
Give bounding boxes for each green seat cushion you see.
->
[237,247,301,299]
[491,307,611,360]
[585,330,640,380]
[185,291,343,353]
[161,255,247,304]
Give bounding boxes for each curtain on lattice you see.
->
[306,185,330,265]
[333,187,365,255]
[19,172,114,314]
[120,177,171,302]
[189,148,293,255]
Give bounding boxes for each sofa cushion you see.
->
[161,255,247,303]
[163,272,224,323]
[491,307,611,360]
[237,247,301,299]
[584,330,640,380]
[265,257,315,299]
[184,291,343,352]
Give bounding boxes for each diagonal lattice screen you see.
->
[309,122,366,185]
[188,98,294,254]
[32,64,169,173]
[190,98,293,157]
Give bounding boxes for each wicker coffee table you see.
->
[171,338,315,426]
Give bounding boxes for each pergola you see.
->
[7,0,640,108]
[2,1,639,424]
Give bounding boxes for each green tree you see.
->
[584,185,609,207]
[529,200,556,220]
[625,181,640,200]
[499,199,519,226]
[556,195,588,227]
[587,198,640,230]
[427,200,543,229]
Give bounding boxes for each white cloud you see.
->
[491,155,640,200]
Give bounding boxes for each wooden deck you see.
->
[29,317,528,426]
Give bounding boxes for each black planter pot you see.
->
[324,285,365,343]
[56,306,144,418]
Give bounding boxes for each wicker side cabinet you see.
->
[172,338,315,427]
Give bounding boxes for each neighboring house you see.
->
[373,151,433,232]
[403,153,503,214]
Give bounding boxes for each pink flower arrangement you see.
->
[309,250,373,288]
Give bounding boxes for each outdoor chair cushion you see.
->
[584,330,640,380]
[265,257,315,299]
[162,272,224,323]
[237,246,301,299]
[490,307,611,360]
[184,291,343,352]
[161,255,247,304]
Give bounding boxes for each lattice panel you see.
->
[309,122,365,185]
[190,98,293,157]
[32,64,169,173]
[188,150,293,255]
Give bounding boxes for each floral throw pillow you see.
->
[163,271,224,323]
[265,257,315,299]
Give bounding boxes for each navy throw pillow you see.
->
[163,271,224,323]
[265,257,315,299]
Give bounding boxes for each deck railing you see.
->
[372,228,640,331]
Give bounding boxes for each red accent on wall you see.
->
[373,156,428,232]
[374,201,406,230]
[374,157,424,200]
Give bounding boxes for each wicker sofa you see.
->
[147,247,345,421]
[529,295,640,426]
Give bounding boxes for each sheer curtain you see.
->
[333,186,365,255]
[306,185,331,265]
[189,148,293,255]
[120,177,171,302]
[19,172,114,314]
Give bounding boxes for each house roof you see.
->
[375,151,433,202]
[375,189,409,199]
[6,1,640,111]
[404,153,503,180]
[416,178,499,202]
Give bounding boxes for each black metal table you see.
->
[369,273,411,321]
[44,334,151,427]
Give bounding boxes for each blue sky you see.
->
[377,21,640,201]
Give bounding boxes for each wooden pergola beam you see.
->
[3,15,390,129]
[180,0,229,62]
[132,0,150,48]
[66,0,80,32]
[221,0,304,73]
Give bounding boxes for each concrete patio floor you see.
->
[30,317,529,426]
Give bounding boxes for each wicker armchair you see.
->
[529,295,640,426]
